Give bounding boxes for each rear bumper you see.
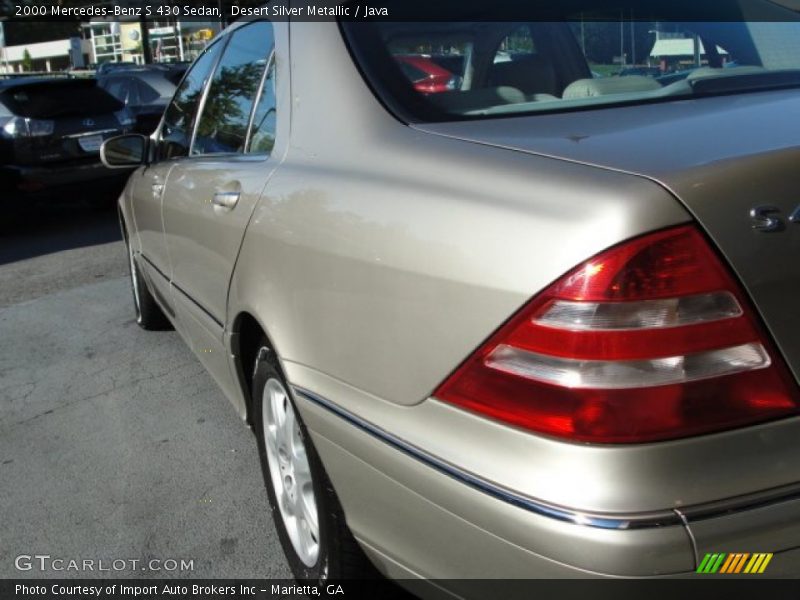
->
[294,386,695,579]
[292,384,800,584]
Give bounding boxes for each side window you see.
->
[192,21,274,156]
[100,77,128,103]
[136,79,160,104]
[158,40,224,161]
[246,60,276,155]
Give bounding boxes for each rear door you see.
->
[161,20,284,391]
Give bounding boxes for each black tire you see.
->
[251,344,380,585]
[124,233,171,331]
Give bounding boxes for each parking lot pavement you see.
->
[0,201,127,308]
[0,204,291,579]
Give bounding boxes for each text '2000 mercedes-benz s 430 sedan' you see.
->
[101,0,800,592]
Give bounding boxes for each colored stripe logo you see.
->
[697,553,773,574]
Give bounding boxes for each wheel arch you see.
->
[230,311,290,427]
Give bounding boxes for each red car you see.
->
[395,55,460,93]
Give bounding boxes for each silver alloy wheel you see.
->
[128,244,142,322]
[262,378,320,567]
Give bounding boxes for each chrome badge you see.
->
[750,205,800,232]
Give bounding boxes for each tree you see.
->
[194,62,265,144]
[21,48,33,72]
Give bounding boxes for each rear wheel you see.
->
[125,235,170,331]
[251,344,378,584]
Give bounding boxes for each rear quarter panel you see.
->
[221,22,800,574]
[226,22,690,407]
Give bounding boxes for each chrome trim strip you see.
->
[65,129,119,139]
[171,281,225,330]
[138,252,168,282]
[188,34,231,156]
[291,385,682,531]
[244,48,275,153]
[677,482,800,523]
[139,252,220,329]
[138,252,222,326]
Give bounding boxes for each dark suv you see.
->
[0,77,134,199]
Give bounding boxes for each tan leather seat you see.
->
[562,76,662,99]
[429,86,527,112]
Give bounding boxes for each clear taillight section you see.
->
[1,116,54,138]
[434,225,800,443]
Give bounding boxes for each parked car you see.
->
[95,61,138,76]
[619,66,663,77]
[394,55,461,93]
[103,2,800,593]
[98,66,187,134]
[0,77,134,198]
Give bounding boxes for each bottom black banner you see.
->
[4,579,800,600]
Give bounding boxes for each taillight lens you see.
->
[2,116,54,138]
[434,225,800,443]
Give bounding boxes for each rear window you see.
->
[0,80,123,119]
[135,79,162,103]
[341,0,800,122]
[98,77,128,103]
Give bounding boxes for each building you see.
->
[0,37,93,73]
[650,37,730,71]
[0,19,218,74]
[82,20,218,66]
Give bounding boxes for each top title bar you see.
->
[2,0,800,22]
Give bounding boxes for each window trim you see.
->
[188,20,275,160]
[187,34,233,158]
[155,33,230,163]
[243,49,276,156]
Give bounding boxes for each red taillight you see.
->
[434,225,800,443]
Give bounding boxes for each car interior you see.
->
[359,18,800,119]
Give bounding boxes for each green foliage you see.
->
[195,62,264,143]
[21,48,33,71]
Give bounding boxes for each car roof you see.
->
[97,68,180,95]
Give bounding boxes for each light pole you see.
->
[648,27,661,70]
[580,13,585,55]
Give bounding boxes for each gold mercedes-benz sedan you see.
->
[102,0,800,592]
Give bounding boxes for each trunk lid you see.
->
[415,88,800,384]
